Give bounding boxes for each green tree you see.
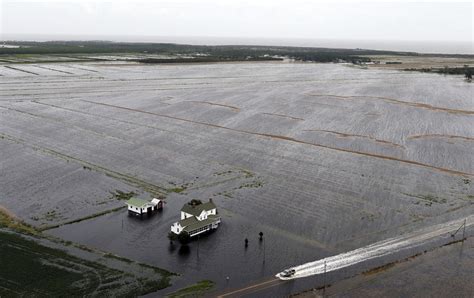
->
[168,232,177,244]
[178,232,191,245]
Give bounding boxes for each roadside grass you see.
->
[166,280,215,298]
[0,207,38,235]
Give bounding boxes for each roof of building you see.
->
[181,215,220,233]
[178,216,199,227]
[126,197,149,208]
[181,200,216,217]
[151,198,161,206]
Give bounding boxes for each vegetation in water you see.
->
[0,231,173,297]
[0,207,175,296]
[404,66,474,78]
[0,208,38,235]
[110,189,136,200]
[405,193,448,206]
[178,232,191,245]
[187,199,202,206]
[166,280,215,298]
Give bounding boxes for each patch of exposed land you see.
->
[166,280,215,298]
[0,208,175,296]
[0,44,473,296]
[364,54,474,70]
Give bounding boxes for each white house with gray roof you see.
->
[171,199,221,237]
[126,197,162,215]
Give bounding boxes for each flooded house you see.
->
[170,199,221,237]
[126,197,163,215]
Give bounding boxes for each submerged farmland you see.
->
[0,59,473,295]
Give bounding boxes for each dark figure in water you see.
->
[465,71,472,81]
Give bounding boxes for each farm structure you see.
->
[126,198,163,215]
[171,199,221,237]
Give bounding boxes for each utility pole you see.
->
[263,236,266,264]
[197,235,200,259]
[451,219,467,239]
[323,260,327,297]
[463,218,466,241]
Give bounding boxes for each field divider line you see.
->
[0,132,167,196]
[305,93,474,115]
[38,206,127,231]
[4,65,39,75]
[80,99,473,177]
[32,65,74,75]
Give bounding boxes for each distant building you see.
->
[170,199,221,237]
[126,197,162,215]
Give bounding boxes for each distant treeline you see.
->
[0,40,419,63]
[404,66,474,76]
[3,41,472,64]
[137,57,283,63]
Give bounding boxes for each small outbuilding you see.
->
[126,197,163,215]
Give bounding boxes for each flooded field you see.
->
[1,60,473,295]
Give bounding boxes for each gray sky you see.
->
[1,0,473,43]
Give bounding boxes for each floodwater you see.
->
[1,60,473,296]
[48,194,331,295]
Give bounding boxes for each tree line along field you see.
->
[0,40,454,64]
[0,40,408,57]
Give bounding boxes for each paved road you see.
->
[279,215,473,280]
[216,215,473,297]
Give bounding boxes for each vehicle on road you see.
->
[280,269,296,277]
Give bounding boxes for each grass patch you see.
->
[0,231,172,297]
[214,170,234,176]
[404,66,474,76]
[166,280,214,298]
[110,189,136,200]
[0,207,38,235]
[104,252,133,263]
[237,179,264,189]
[362,262,396,276]
[38,206,126,231]
[404,193,447,206]
[168,186,187,193]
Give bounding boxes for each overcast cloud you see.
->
[1,0,472,43]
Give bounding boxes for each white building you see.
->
[171,199,221,237]
[126,197,162,215]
